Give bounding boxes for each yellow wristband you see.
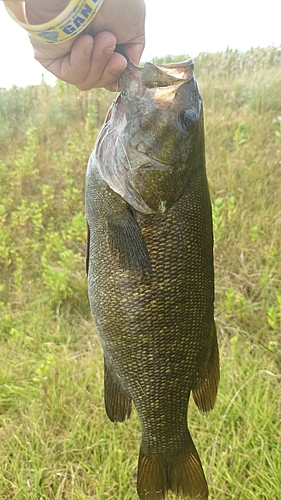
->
[4,0,104,44]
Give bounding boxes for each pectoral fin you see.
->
[107,207,152,277]
[192,322,220,414]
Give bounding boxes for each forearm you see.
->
[5,0,106,46]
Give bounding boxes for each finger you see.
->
[60,32,118,86]
[77,50,128,91]
[92,43,145,92]
[123,42,145,66]
[101,43,145,92]
[73,32,128,91]
[32,38,93,85]
[34,32,118,87]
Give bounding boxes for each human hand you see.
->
[25,0,146,91]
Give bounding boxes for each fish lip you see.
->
[128,146,172,172]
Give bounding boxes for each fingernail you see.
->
[104,45,116,55]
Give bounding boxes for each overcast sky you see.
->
[0,0,280,88]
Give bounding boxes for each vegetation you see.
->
[0,47,281,499]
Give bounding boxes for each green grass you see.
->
[1,46,281,499]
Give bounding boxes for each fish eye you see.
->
[180,109,199,129]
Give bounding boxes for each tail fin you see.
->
[137,452,167,500]
[137,439,208,499]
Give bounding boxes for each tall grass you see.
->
[0,47,281,499]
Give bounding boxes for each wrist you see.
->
[24,1,69,24]
[4,0,104,44]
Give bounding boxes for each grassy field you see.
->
[0,47,281,499]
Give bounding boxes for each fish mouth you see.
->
[130,162,172,173]
[127,147,172,172]
[116,48,194,93]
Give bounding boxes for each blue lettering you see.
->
[73,16,86,28]
[63,24,76,35]
[81,4,92,18]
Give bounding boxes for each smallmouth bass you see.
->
[86,56,219,499]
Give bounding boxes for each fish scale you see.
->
[86,57,219,499]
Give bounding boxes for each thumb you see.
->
[122,43,144,66]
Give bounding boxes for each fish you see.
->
[85,54,220,499]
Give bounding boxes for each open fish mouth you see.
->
[115,46,195,92]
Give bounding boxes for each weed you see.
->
[273,115,281,145]
[0,47,281,499]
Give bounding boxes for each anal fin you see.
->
[192,321,220,414]
[104,357,132,422]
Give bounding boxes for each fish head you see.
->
[116,58,204,214]
[93,56,204,215]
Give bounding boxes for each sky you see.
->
[0,0,280,89]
